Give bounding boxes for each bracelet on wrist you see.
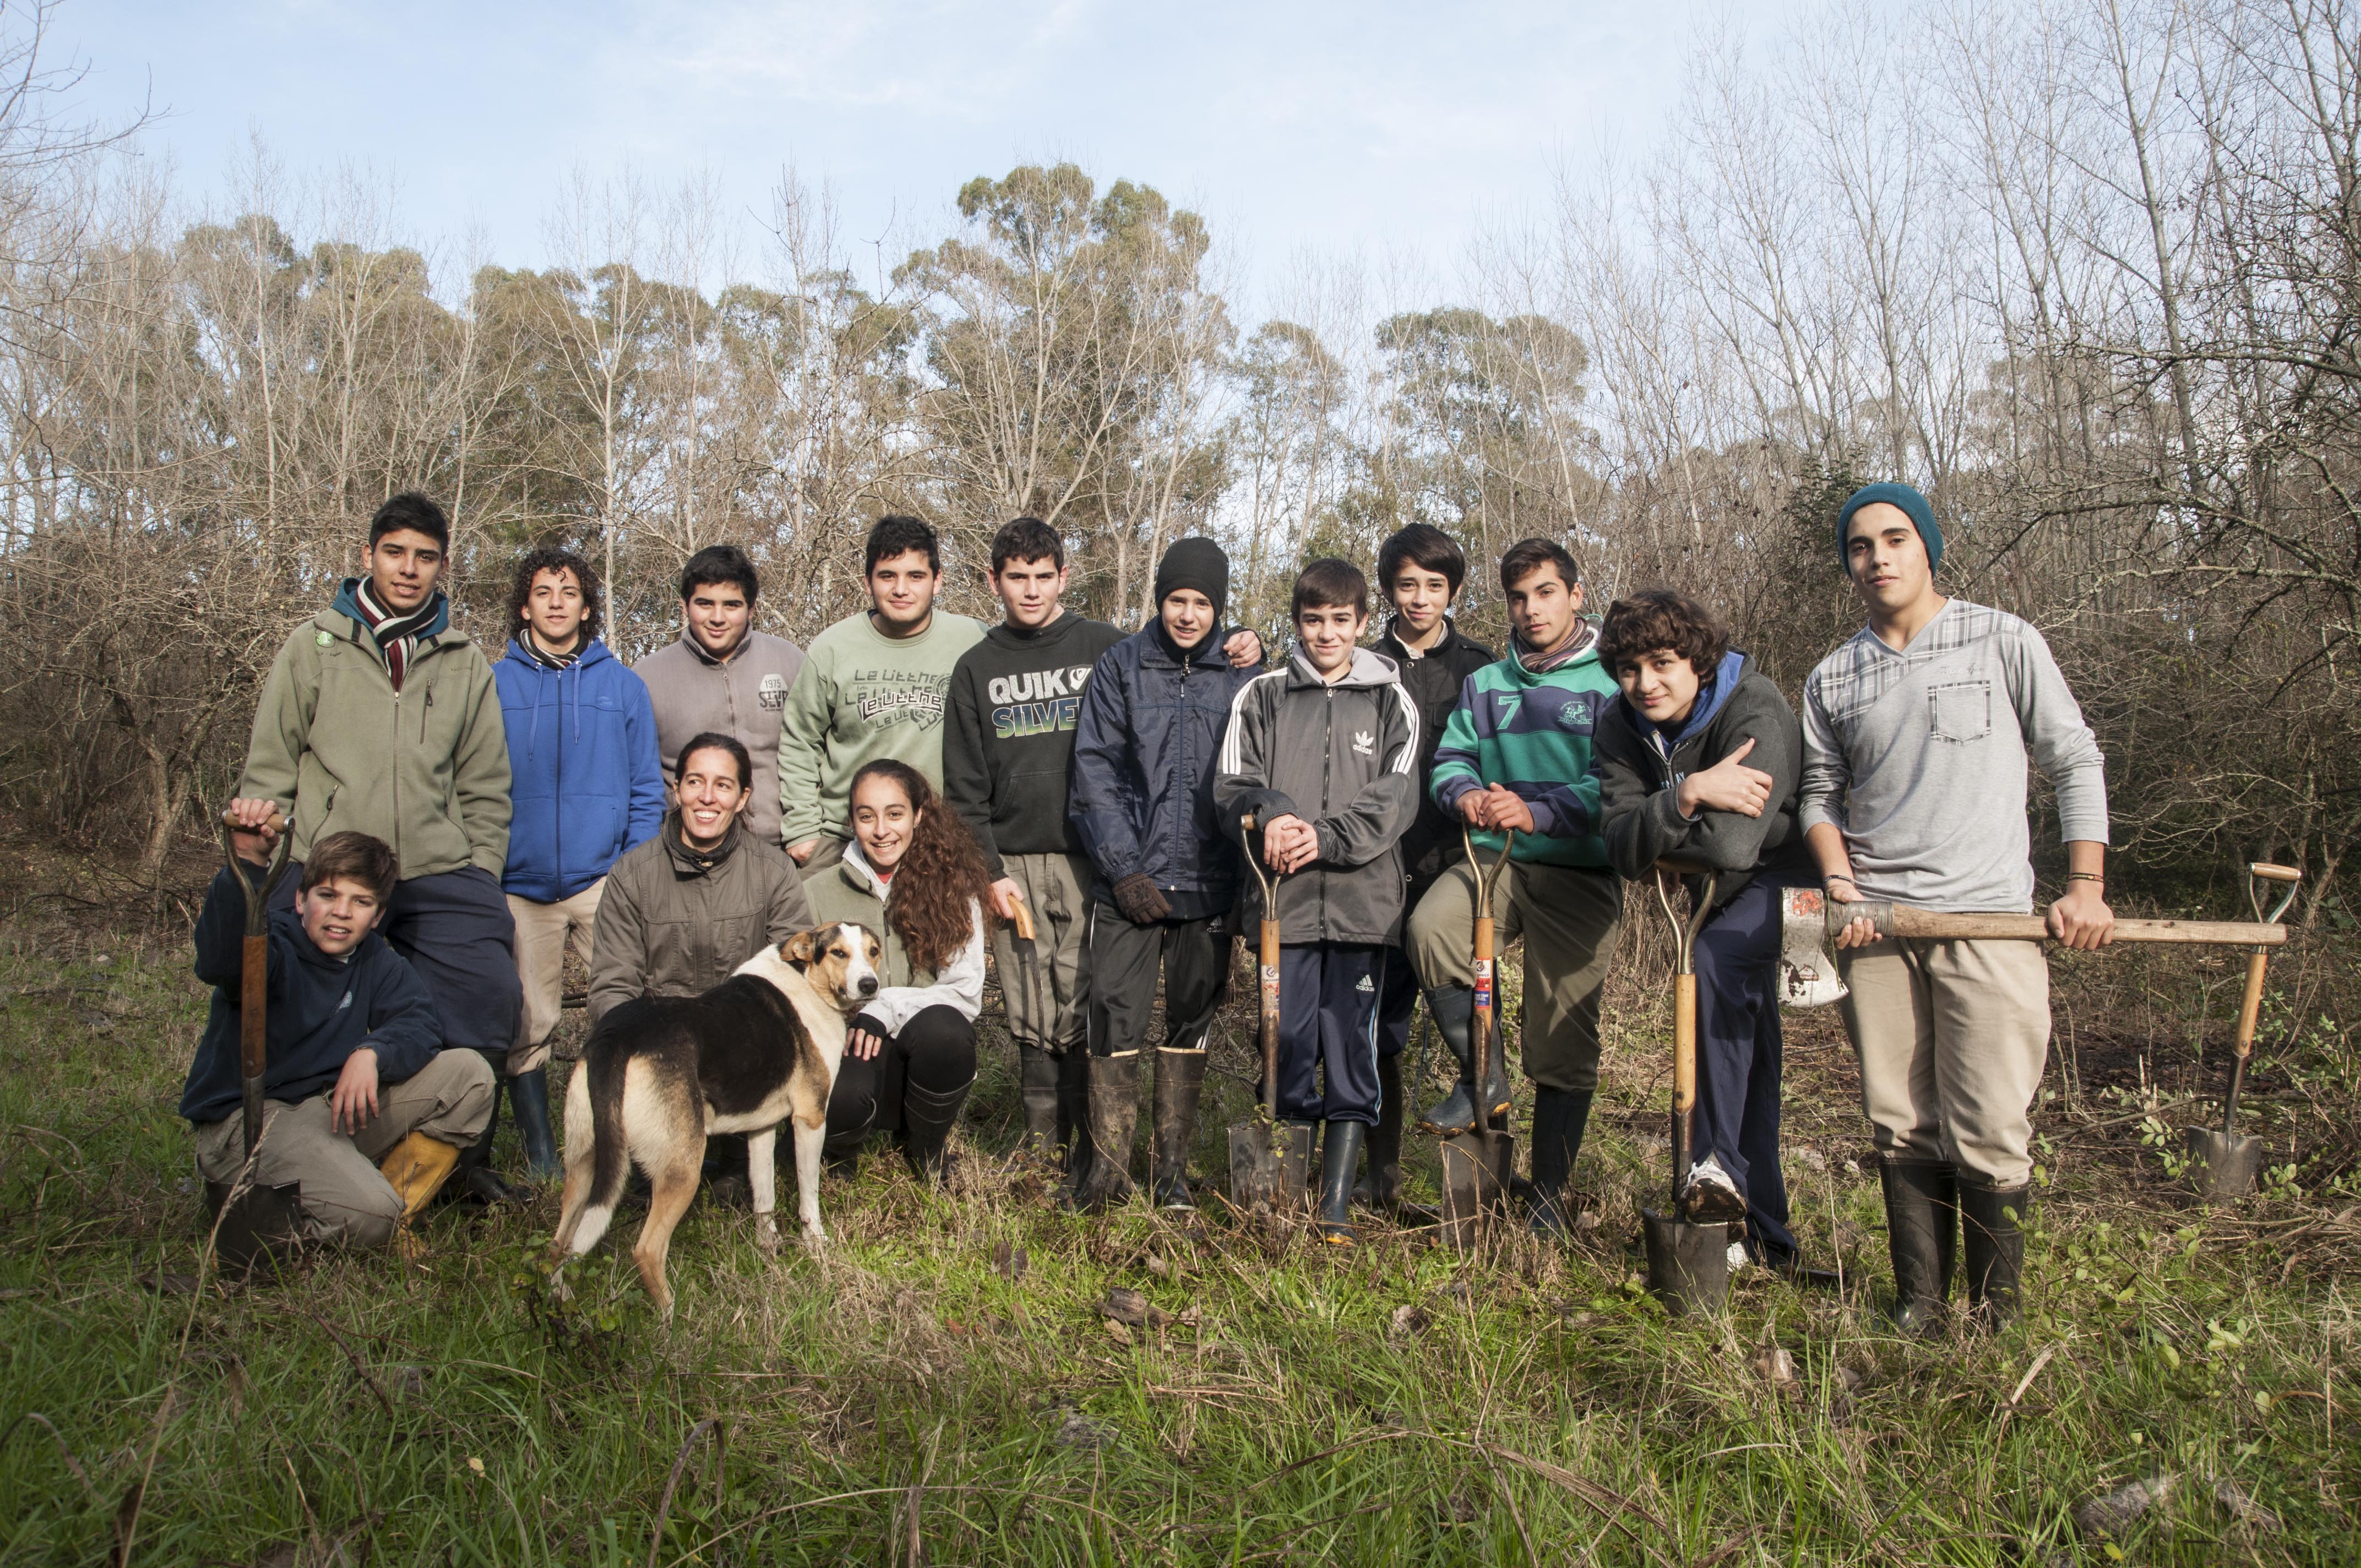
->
[1824,874,1857,889]
[2066,872,2105,885]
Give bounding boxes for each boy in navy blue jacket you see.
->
[1067,537,1263,1212]
[186,823,494,1252]
[495,547,664,1178]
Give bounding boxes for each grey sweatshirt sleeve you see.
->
[2003,624,2110,845]
[1796,671,1849,837]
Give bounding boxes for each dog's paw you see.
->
[802,1223,830,1250]
[547,1271,574,1304]
[755,1223,782,1256]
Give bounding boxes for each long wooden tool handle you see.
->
[2222,948,2271,1129]
[221,806,290,835]
[1670,970,1695,1198]
[241,932,269,1157]
[1472,914,1496,1136]
[1881,907,2287,946]
[1258,917,1281,1114]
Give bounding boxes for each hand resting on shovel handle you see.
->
[223,797,290,862]
[1259,814,1320,875]
[1459,783,1536,835]
[1816,827,2117,953]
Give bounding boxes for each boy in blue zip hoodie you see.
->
[1406,537,1624,1235]
[1595,589,1820,1278]
[1214,559,1420,1245]
[1067,538,1263,1212]
[186,826,493,1253]
[494,548,666,1178]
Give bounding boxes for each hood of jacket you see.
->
[1628,649,1750,754]
[1285,645,1402,692]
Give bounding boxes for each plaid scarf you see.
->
[521,631,583,671]
[350,579,445,692]
[1517,617,1598,674]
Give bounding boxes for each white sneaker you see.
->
[1680,1155,1747,1222]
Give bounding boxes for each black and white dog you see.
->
[549,923,882,1317]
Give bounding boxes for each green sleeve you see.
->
[237,627,318,811]
[777,649,835,847]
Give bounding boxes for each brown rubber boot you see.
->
[1061,1052,1141,1213]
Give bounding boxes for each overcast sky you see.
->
[64,1,1816,313]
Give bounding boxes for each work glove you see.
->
[1111,873,1172,925]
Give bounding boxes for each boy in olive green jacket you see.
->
[238,492,522,1204]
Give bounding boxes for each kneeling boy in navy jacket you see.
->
[1594,590,1821,1277]
[1215,559,1420,1244]
[184,816,494,1253]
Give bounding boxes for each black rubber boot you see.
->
[1960,1183,2030,1331]
[1525,1086,1592,1238]
[1056,1045,1092,1198]
[1356,1054,1408,1211]
[454,1054,521,1207]
[1014,1041,1061,1159]
[1417,987,1505,1135]
[508,1066,559,1182]
[1879,1157,1958,1336]
[1318,1121,1366,1244]
[900,1075,973,1185]
[1151,1048,1207,1210]
[1062,1052,1140,1213]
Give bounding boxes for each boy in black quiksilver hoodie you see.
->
[944,519,1126,1176]
[1595,589,1821,1278]
[1214,559,1420,1245]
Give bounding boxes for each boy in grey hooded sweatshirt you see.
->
[1214,559,1420,1245]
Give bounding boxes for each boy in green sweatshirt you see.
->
[1406,537,1624,1235]
[777,516,984,878]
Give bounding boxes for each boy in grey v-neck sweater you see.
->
[1797,598,2108,913]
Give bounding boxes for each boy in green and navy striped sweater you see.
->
[1405,537,1624,1236]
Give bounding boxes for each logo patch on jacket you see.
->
[758,673,788,711]
[1352,731,1374,756]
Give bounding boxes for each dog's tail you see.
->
[565,1021,637,1257]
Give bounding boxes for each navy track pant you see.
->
[1276,942,1385,1126]
[1691,875,1797,1263]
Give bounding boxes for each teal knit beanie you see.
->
[1836,482,1943,575]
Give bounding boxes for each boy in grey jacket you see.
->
[1214,559,1419,1245]
[1800,482,2114,1332]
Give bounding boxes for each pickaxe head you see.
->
[1777,886,1858,1008]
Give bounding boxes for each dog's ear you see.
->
[781,928,818,970]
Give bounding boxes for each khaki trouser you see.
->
[991,851,1094,1052]
[507,880,604,1074]
[192,1050,495,1248]
[1408,859,1623,1093]
[1837,938,2051,1189]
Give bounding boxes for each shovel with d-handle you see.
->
[201,805,304,1273]
[2184,862,2303,1201]
[1438,825,1517,1251]
[1228,814,1316,1210]
[1639,859,1728,1315]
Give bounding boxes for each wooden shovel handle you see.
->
[1007,896,1036,943]
[221,806,290,835]
[1672,971,1696,1115]
[2249,862,2302,884]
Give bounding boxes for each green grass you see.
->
[2,924,2355,1565]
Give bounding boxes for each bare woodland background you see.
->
[0,0,2355,920]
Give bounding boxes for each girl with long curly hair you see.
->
[805,759,995,1182]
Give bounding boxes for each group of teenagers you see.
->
[184,476,2114,1332]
